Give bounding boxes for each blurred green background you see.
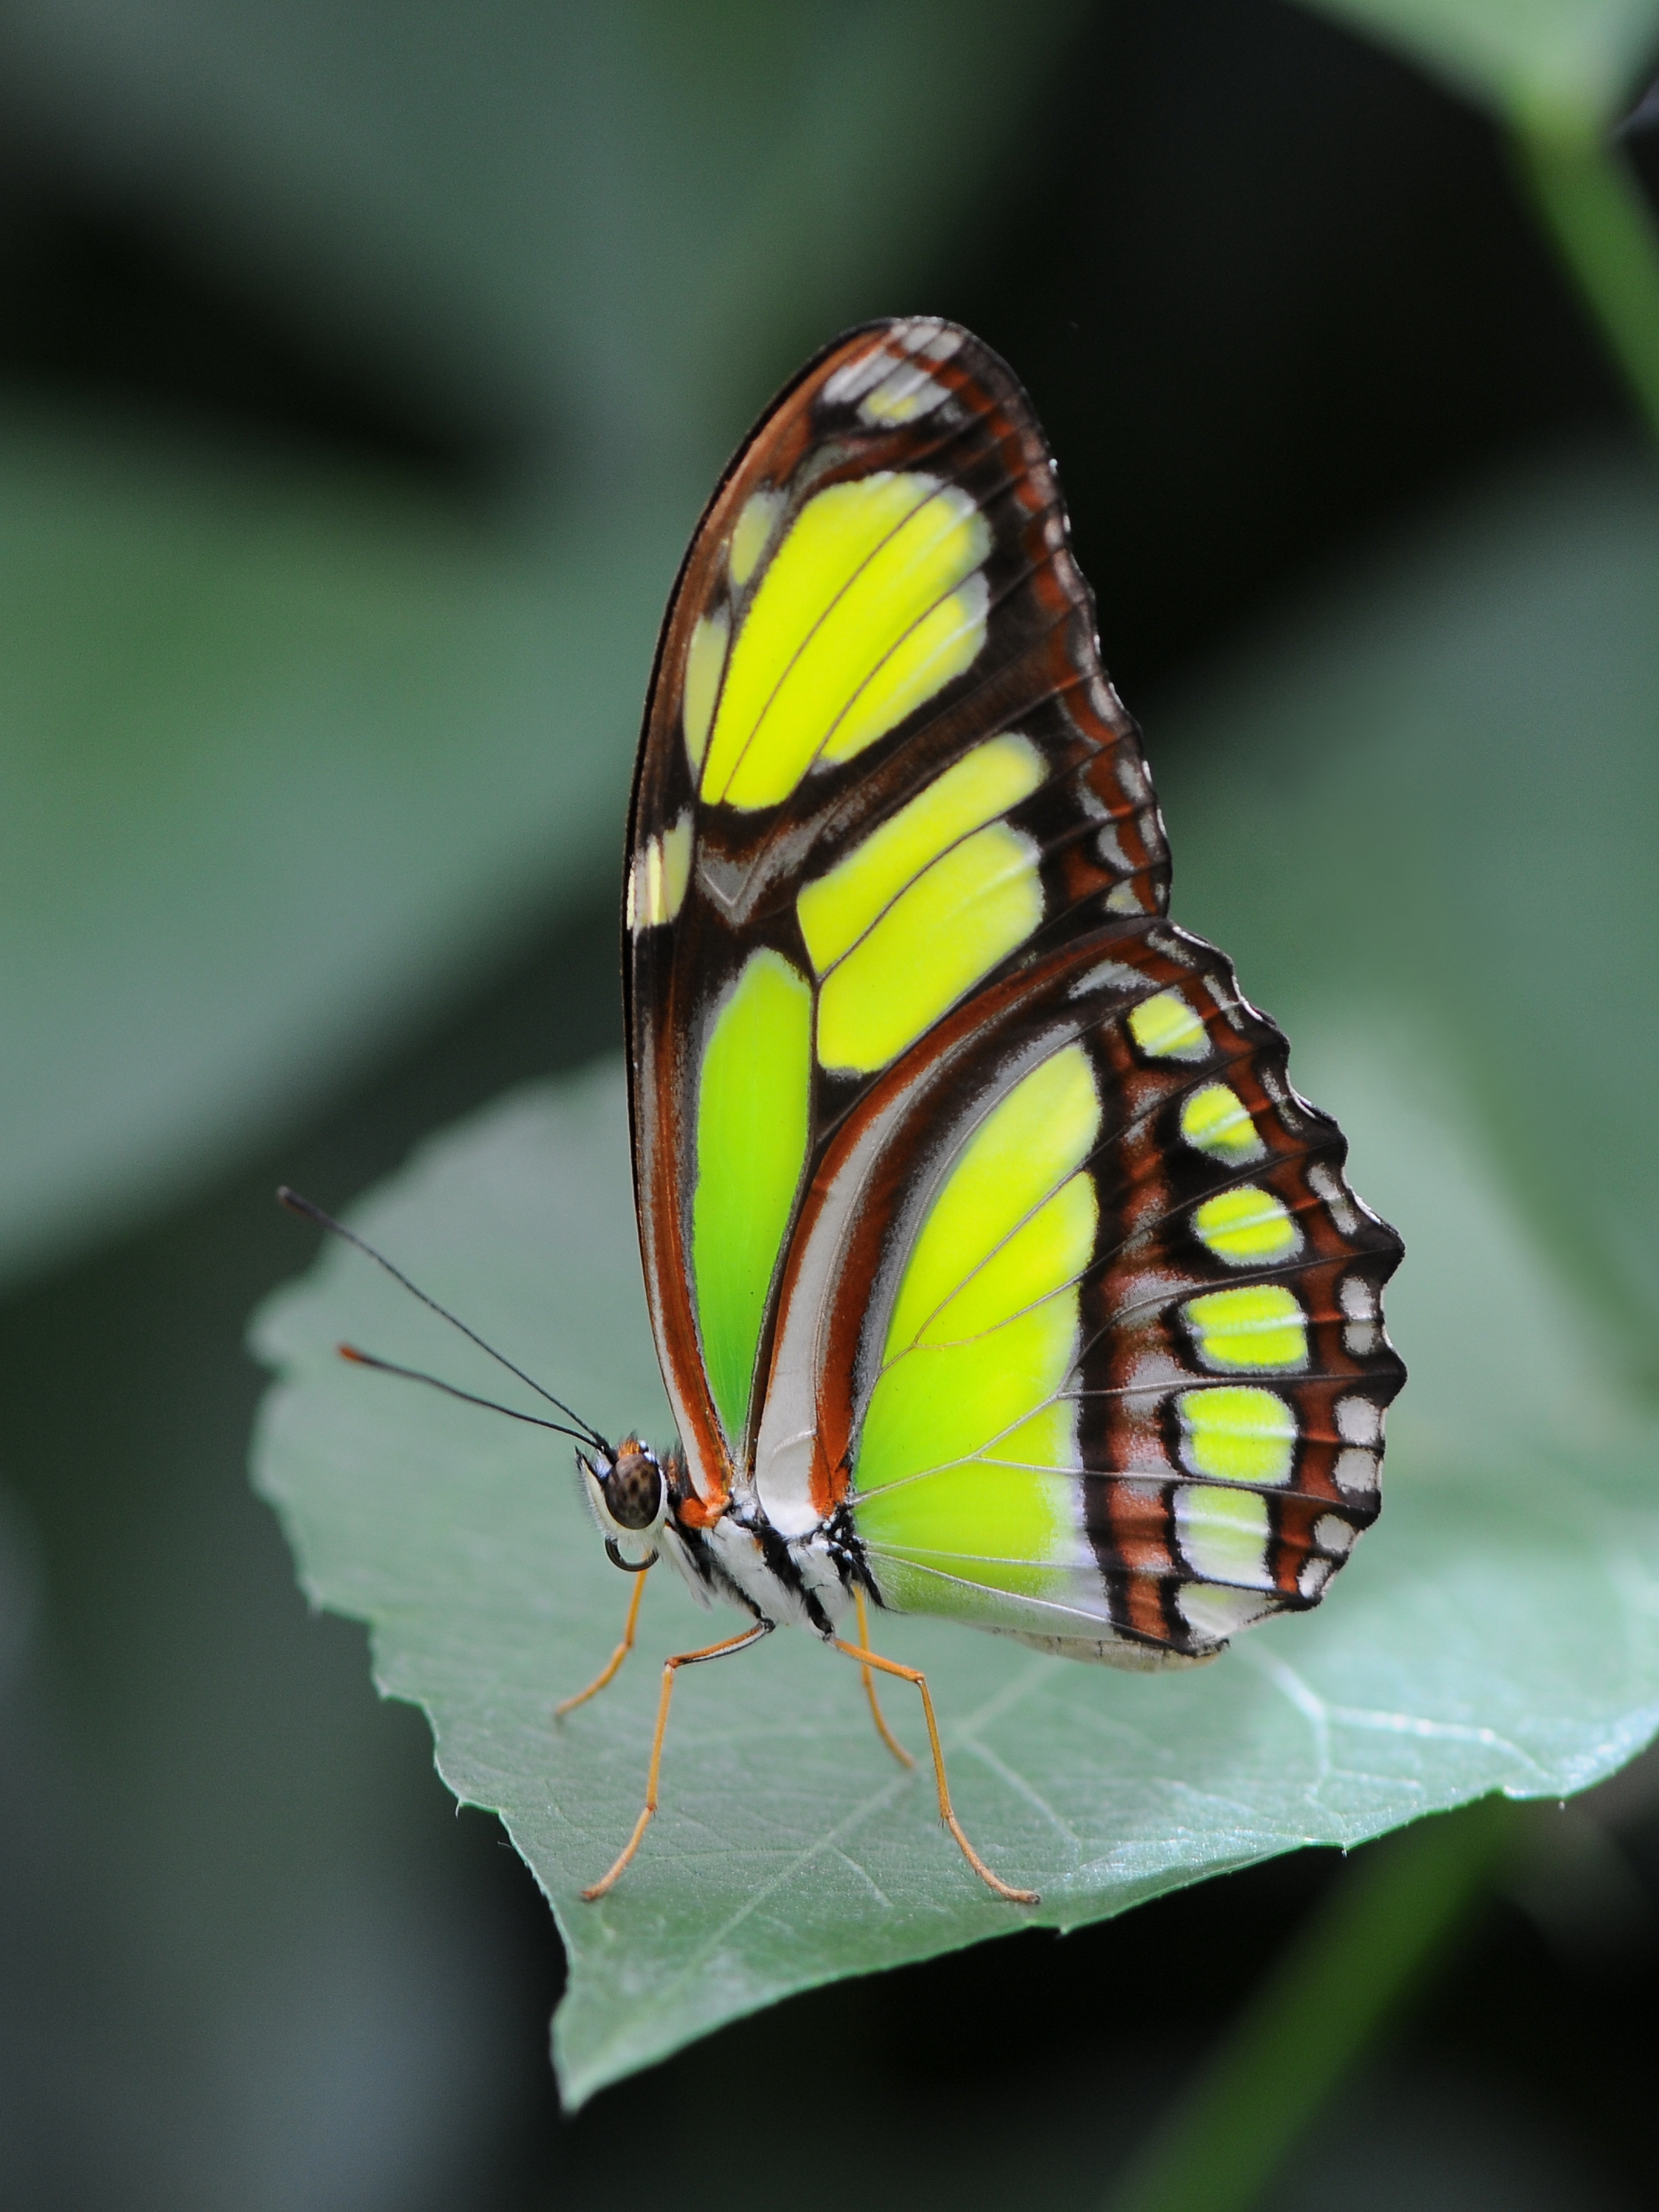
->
[2,2,1657,2205]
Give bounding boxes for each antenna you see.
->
[337,1345,599,1447]
[277,1186,608,1449]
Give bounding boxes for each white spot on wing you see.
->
[1314,1512,1357,1555]
[1340,1272,1382,1355]
[1308,1161,1360,1234]
[823,346,901,407]
[1334,1447,1378,1494]
[1177,1584,1276,1640]
[1298,1556,1335,1599]
[1336,1395,1382,1445]
[857,360,952,425]
[896,318,963,363]
[1069,957,1144,999]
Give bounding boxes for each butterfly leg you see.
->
[581,1618,774,1901]
[852,1588,914,1769]
[554,1567,652,1719]
[831,1638,1039,1905]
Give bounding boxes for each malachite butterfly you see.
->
[308,316,1405,1907]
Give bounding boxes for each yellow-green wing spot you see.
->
[798,736,1043,968]
[1180,1081,1264,1164]
[627,812,693,933]
[854,1047,1101,1622]
[1177,1385,1296,1485]
[857,1464,1085,1623]
[729,489,782,589]
[701,471,990,812]
[815,828,1042,1073]
[798,736,1046,1075]
[884,1046,1101,1358]
[1175,1484,1272,1587]
[1184,1284,1309,1372]
[1192,1184,1301,1267]
[920,1173,1098,1344]
[682,610,729,775]
[1128,989,1209,1061]
[691,949,812,1444]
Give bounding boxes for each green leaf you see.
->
[1158,448,1659,1383]
[1,0,1087,1282]
[0,407,685,1282]
[7,0,1087,474]
[252,1056,1656,2106]
[1286,0,1659,132]
[252,449,1659,2106]
[1289,2,1659,455]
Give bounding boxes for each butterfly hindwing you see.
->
[780,927,1401,1661]
[628,317,1401,1657]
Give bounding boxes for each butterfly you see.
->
[293,315,1403,1908]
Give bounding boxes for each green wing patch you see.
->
[691,948,812,1445]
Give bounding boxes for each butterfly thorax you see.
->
[657,1451,860,1640]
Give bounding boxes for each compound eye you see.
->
[603,1450,663,1532]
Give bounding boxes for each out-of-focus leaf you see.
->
[4,0,1087,478]
[0,0,1087,1278]
[1287,0,1659,131]
[1159,447,1659,1383]
[0,409,685,1280]
[252,445,1659,2102]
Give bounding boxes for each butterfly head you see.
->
[577,1437,669,1571]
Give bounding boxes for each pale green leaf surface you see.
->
[251,1063,1655,2105]
[252,448,1659,2104]
[1289,0,1659,131]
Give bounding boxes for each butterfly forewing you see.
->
[628,317,1401,1657]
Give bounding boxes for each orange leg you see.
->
[581,1619,774,1901]
[832,1636,1039,1906]
[555,1567,650,1719]
[853,1588,914,1770]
